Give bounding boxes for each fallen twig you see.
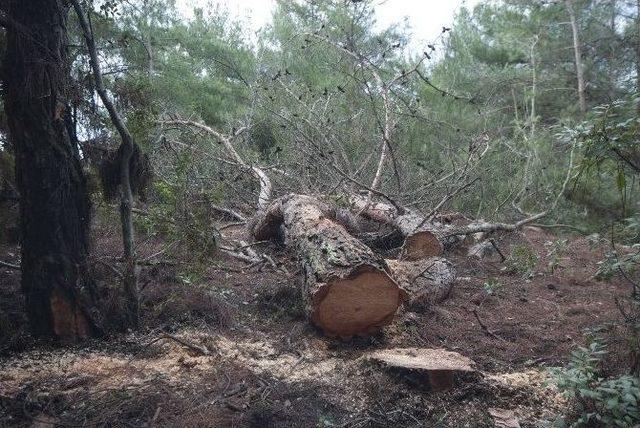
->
[0,260,19,270]
[488,238,506,262]
[471,308,505,342]
[158,333,211,356]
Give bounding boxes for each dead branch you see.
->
[443,211,548,238]
[0,260,19,270]
[210,204,247,222]
[158,333,211,356]
[72,0,139,325]
[471,309,505,341]
[162,119,272,212]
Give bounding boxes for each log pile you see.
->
[169,118,542,340]
[252,195,407,338]
[250,194,459,338]
[347,195,461,259]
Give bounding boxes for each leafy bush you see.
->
[552,334,640,427]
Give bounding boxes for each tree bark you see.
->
[2,0,101,340]
[72,0,139,327]
[385,257,456,308]
[252,194,407,339]
[636,0,640,115]
[566,0,587,114]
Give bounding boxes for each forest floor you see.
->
[0,219,632,427]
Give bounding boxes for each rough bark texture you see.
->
[252,195,407,338]
[2,0,100,339]
[386,257,456,307]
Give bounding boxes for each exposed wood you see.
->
[368,347,475,392]
[386,257,456,307]
[349,195,445,260]
[488,408,521,428]
[252,194,407,338]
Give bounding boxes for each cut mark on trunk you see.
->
[50,288,89,341]
[401,230,443,260]
[312,265,402,339]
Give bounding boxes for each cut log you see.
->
[368,347,475,391]
[252,194,407,338]
[386,257,456,306]
[348,195,446,260]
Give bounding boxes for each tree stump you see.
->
[369,347,475,391]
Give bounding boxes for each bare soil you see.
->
[0,221,631,427]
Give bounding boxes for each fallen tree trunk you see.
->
[252,194,407,338]
[349,195,446,260]
[386,257,456,307]
[349,195,549,259]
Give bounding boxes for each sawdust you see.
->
[485,369,568,424]
[213,334,346,383]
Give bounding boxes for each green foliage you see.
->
[560,97,640,217]
[552,334,640,427]
[483,278,503,294]
[546,239,569,274]
[505,245,538,278]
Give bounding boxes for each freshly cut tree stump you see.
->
[348,195,445,260]
[386,257,456,306]
[369,347,475,391]
[251,194,407,338]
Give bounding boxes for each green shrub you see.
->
[505,245,538,278]
[552,334,640,427]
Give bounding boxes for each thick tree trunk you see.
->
[566,0,587,114]
[349,195,445,260]
[2,0,100,339]
[386,257,456,308]
[636,0,640,115]
[252,195,407,338]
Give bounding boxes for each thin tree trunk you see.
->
[636,0,640,114]
[2,0,101,340]
[72,0,139,327]
[530,36,538,136]
[566,0,587,114]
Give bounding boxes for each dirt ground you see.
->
[0,220,632,427]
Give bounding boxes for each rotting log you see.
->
[251,194,407,338]
[386,257,456,307]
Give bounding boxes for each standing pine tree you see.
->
[1,0,101,340]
